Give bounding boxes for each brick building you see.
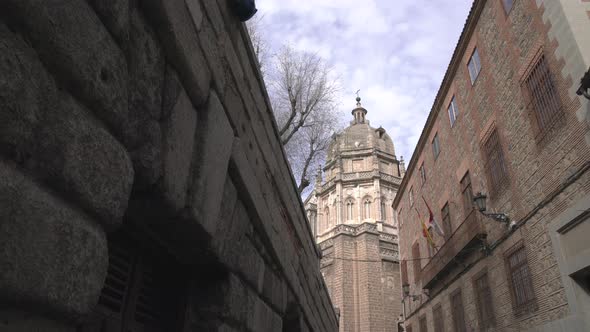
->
[305,98,404,331]
[393,0,590,331]
[0,0,338,331]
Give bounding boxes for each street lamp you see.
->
[576,67,590,100]
[473,192,510,223]
[402,283,422,301]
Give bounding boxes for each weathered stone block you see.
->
[87,0,129,46]
[189,91,234,234]
[142,0,212,108]
[0,161,108,319]
[161,88,197,211]
[3,0,129,145]
[0,22,133,227]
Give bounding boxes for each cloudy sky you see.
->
[254,0,473,162]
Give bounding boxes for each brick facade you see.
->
[0,1,338,331]
[393,0,590,331]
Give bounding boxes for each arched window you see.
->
[346,199,354,221]
[381,199,387,221]
[363,198,371,219]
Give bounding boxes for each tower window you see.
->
[346,200,354,220]
[363,199,371,219]
[468,48,482,84]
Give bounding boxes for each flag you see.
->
[415,207,436,249]
[422,196,445,237]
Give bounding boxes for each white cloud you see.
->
[255,0,472,160]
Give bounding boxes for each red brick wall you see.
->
[395,0,590,331]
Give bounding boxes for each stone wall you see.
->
[319,224,401,332]
[394,0,590,331]
[0,0,338,331]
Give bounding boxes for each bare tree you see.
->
[245,14,267,74]
[268,46,343,194]
[284,109,341,195]
[270,46,339,146]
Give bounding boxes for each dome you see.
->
[326,98,396,162]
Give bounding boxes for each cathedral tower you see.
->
[305,97,403,331]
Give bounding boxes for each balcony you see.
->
[421,209,487,289]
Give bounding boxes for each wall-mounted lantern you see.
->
[473,192,510,223]
[402,283,422,301]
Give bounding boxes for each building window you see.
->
[401,259,409,285]
[441,203,452,240]
[433,304,444,332]
[448,96,458,127]
[419,163,426,185]
[412,242,421,283]
[381,199,387,221]
[506,244,537,316]
[460,171,474,215]
[474,272,496,329]
[419,315,428,332]
[363,199,371,219]
[468,48,482,84]
[346,200,354,220]
[502,0,513,13]
[483,129,509,194]
[525,55,562,133]
[451,289,467,332]
[432,133,441,159]
[409,187,415,206]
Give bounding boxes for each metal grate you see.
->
[433,305,444,332]
[483,130,508,194]
[451,290,466,332]
[525,55,561,133]
[419,315,428,332]
[474,272,496,329]
[507,246,537,316]
[460,172,474,215]
[441,203,452,241]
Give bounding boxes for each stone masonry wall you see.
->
[0,0,338,331]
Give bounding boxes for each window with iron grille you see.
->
[419,315,428,332]
[433,304,444,332]
[483,129,509,194]
[502,0,514,14]
[474,272,496,329]
[460,172,474,215]
[451,289,467,332]
[448,96,458,127]
[506,245,537,316]
[468,48,482,84]
[412,242,421,283]
[432,133,441,159]
[80,230,185,332]
[525,55,562,133]
[419,163,426,185]
[441,203,452,240]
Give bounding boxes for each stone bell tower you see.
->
[304,97,404,331]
